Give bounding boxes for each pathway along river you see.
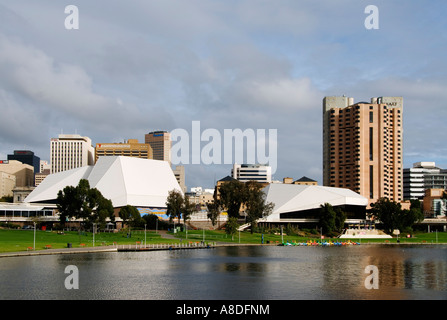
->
[0,244,446,300]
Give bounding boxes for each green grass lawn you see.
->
[175,229,447,245]
[1,228,446,253]
[0,228,180,253]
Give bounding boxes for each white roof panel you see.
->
[262,184,368,221]
[25,156,182,208]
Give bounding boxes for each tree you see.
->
[218,180,246,219]
[90,188,114,229]
[119,205,141,229]
[165,190,197,230]
[57,185,78,226]
[334,207,347,233]
[56,179,114,230]
[140,214,167,230]
[400,200,424,232]
[217,180,273,233]
[166,189,184,223]
[225,217,239,240]
[244,181,274,233]
[207,191,221,227]
[181,195,196,226]
[319,203,336,235]
[369,197,423,234]
[368,198,402,234]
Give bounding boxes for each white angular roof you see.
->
[25,156,183,208]
[262,183,368,222]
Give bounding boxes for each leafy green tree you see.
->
[119,205,141,229]
[0,196,13,202]
[368,198,402,234]
[369,197,423,234]
[181,195,196,226]
[319,203,336,235]
[139,214,168,230]
[244,181,274,234]
[207,192,221,227]
[400,200,424,233]
[166,189,185,223]
[57,185,78,226]
[90,188,114,228]
[225,217,239,240]
[218,179,246,219]
[57,179,114,229]
[334,207,347,233]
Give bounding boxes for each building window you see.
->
[370,165,374,199]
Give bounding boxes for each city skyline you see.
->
[1,1,447,189]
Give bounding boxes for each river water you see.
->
[0,244,446,300]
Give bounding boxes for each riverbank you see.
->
[1,228,446,257]
[2,238,446,259]
[0,241,282,258]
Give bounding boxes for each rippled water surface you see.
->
[1,245,446,300]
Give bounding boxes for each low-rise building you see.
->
[422,189,447,218]
[0,160,34,198]
[232,164,272,183]
[403,162,447,200]
[259,183,368,229]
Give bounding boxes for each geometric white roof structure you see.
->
[261,183,368,222]
[25,156,183,208]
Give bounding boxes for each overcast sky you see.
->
[1,0,446,189]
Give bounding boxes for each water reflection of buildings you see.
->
[322,246,447,299]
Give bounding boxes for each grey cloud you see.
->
[0,0,446,188]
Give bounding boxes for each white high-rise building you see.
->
[50,134,94,174]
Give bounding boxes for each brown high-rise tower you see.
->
[145,131,171,164]
[323,96,403,207]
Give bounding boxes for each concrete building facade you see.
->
[232,164,272,183]
[403,162,447,200]
[0,171,16,198]
[422,189,447,218]
[145,131,171,164]
[172,165,186,193]
[50,134,94,174]
[0,160,34,198]
[95,139,153,163]
[7,150,40,177]
[323,96,403,206]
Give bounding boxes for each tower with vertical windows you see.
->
[323,96,403,207]
[50,134,94,174]
[145,131,171,164]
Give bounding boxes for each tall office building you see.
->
[145,131,171,164]
[50,134,94,174]
[95,139,153,163]
[323,96,403,206]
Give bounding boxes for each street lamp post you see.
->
[33,222,36,251]
[144,224,147,246]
